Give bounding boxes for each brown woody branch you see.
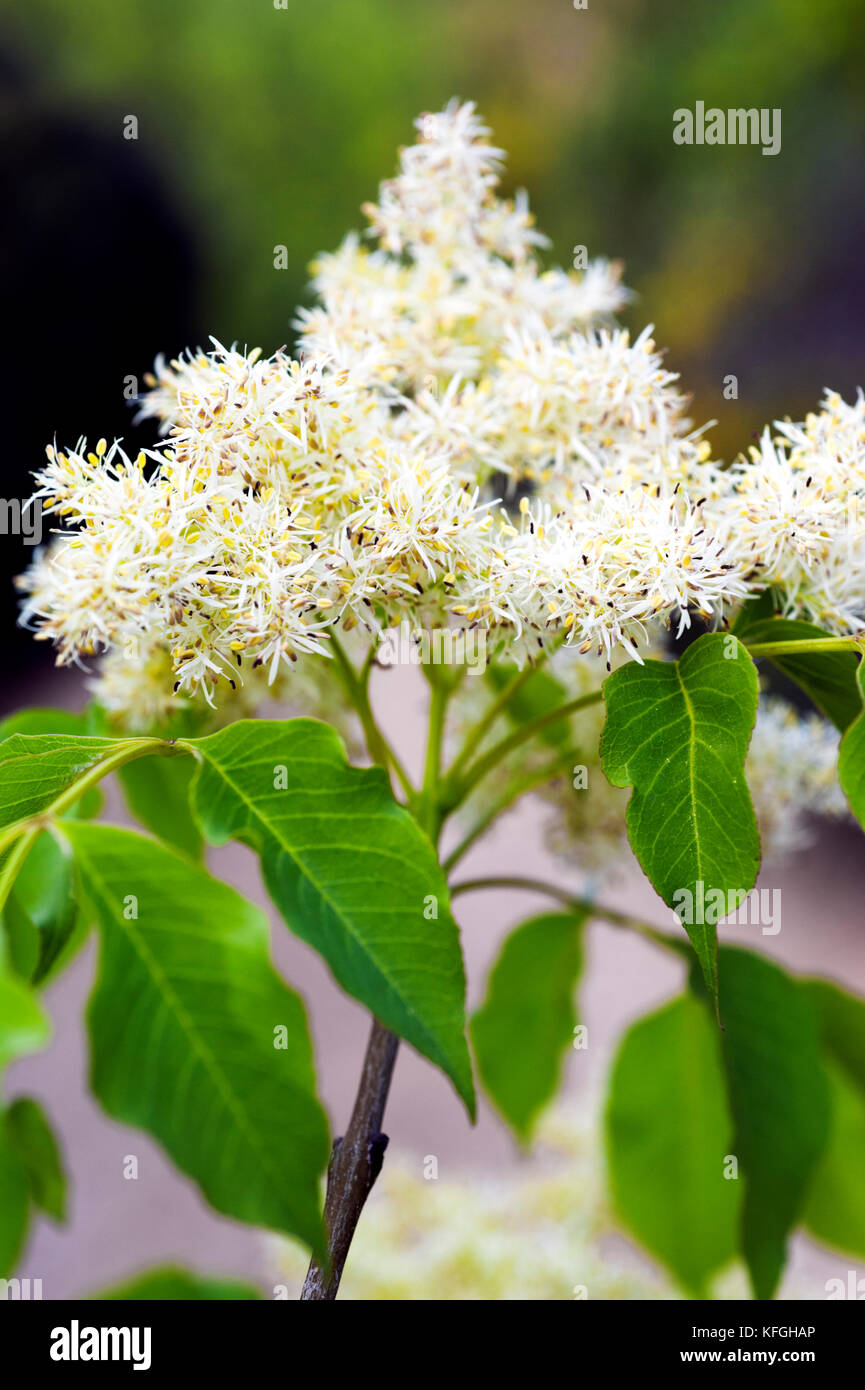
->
[300,1018,399,1301]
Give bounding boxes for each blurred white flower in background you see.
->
[272,1105,680,1301]
[271,1098,797,1301]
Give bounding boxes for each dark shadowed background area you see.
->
[1,0,864,1299]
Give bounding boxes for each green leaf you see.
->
[0,829,89,989]
[605,993,739,1295]
[0,960,50,1071]
[5,1097,67,1222]
[14,832,86,986]
[117,756,203,859]
[800,975,865,1255]
[718,947,830,1299]
[839,663,865,830]
[187,719,475,1115]
[34,908,90,989]
[471,911,586,1143]
[0,733,118,832]
[2,890,40,979]
[92,1266,263,1300]
[64,822,330,1254]
[0,711,103,821]
[803,1060,865,1259]
[0,719,103,988]
[731,587,780,634]
[600,633,760,1000]
[0,953,52,1276]
[0,1114,30,1277]
[741,617,862,731]
[803,977,865,1103]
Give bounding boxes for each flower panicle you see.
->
[17,103,865,713]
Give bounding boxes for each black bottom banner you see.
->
[2,1296,860,1375]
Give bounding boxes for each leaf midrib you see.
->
[77,841,304,1211]
[196,748,459,1077]
[674,662,704,886]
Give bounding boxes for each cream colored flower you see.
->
[19,104,862,716]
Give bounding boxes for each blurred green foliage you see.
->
[6,0,865,457]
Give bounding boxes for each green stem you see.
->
[424,680,447,789]
[0,826,41,913]
[441,753,571,873]
[442,689,603,812]
[329,634,415,802]
[448,874,685,956]
[446,659,542,784]
[328,633,377,749]
[746,636,865,658]
[419,678,448,842]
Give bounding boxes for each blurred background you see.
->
[2,0,865,1299]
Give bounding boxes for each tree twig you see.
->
[449,874,688,957]
[441,688,603,812]
[300,1018,399,1300]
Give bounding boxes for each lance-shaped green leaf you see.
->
[0,1114,30,1277]
[601,633,760,999]
[839,663,865,830]
[0,960,50,1071]
[8,833,89,987]
[185,720,475,1115]
[116,756,202,860]
[803,976,865,1104]
[93,1266,263,1300]
[0,732,178,947]
[803,1060,865,1259]
[2,889,40,979]
[64,822,330,1253]
[0,716,105,981]
[0,962,49,1278]
[605,993,739,1296]
[731,587,780,635]
[800,977,865,1258]
[5,1097,67,1223]
[740,617,862,732]
[471,911,586,1143]
[718,948,830,1299]
[0,733,129,832]
[0,733,135,974]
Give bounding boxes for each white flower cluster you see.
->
[17,101,865,712]
[710,392,865,634]
[296,101,628,392]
